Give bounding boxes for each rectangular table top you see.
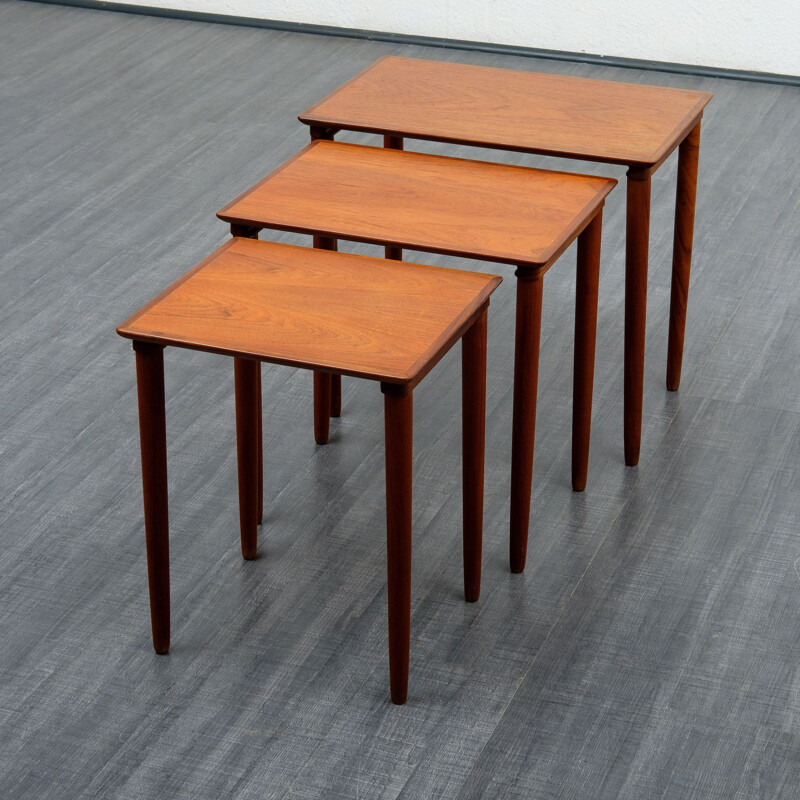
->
[299,56,713,169]
[117,238,501,386]
[218,141,616,270]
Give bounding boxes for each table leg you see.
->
[257,374,263,524]
[231,224,263,522]
[310,128,342,420]
[667,120,702,391]
[313,372,332,445]
[572,209,603,492]
[330,376,342,418]
[384,135,404,261]
[624,168,652,467]
[312,234,341,423]
[509,270,544,574]
[462,307,487,602]
[235,358,260,560]
[133,341,170,654]
[382,385,413,705]
[230,224,260,239]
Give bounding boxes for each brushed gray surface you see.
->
[1,1,799,797]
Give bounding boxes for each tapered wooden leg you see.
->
[230,224,264,522]
[330,375,342,417]
[133,341,170,654]
[257,371,263,524]
[667,120,702,391]
[572,209,603,492]
[234,358,259,560]
[310,127,342,420]
[312,234,341,421]
[624,169,652,467]
[384,135,404,261]
[313,372,331,445]
[382,385,413,705]
[462,308,487,602]
[509,270,544,574]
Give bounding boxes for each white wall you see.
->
[121,0,800,76]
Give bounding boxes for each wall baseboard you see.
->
[24,0,800,87]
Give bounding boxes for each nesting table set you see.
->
[118,56,711,704]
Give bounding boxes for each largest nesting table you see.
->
[218,140,616,572]
[298,56,713,466]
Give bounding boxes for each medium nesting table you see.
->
[217,140,616,572]
[117,237,501,704]
[298,55,713,466]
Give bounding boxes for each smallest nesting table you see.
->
[117,237,501,704]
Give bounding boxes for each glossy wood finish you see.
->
[299,56,712,169]
[234,357,259,560]
[217,141,616,269]
[382,387,413,705]
[572,211,603,492]
[624,170,652,466]
[461,308,487,602]
[667,120,702,391]
[117,238,501,387]
[133,341,170,655]
[509,270,543,574]
[299,56,712,464]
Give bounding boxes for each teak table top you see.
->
[218,141,616,269]
[299,56,713,169]
[116,238,501,386]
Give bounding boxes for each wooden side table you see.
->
[298,56,713,466]
[117,237,500,704]
[217,140,616,572]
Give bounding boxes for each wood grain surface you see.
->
[117,238,501,385]
[300,55,712,168]
[218,141,616,269]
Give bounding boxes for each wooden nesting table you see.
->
[298,56,713,466]
[117,237,501,704]
[217,140,616,572]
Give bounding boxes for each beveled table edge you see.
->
[116,238,503,387]
[216,141,618,269]
[298,55,713,169]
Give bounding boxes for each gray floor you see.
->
[2,2,800,797]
